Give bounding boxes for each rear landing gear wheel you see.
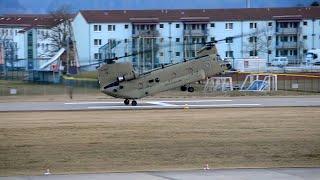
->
[131,100,137,106]
[188,86,194,92]
[124,99,130,105]
[180,85,187,91]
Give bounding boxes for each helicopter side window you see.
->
[104,81,119,89]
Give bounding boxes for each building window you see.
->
[303,49,308,54]
[176,38,180,42]
[289,50,297,56]
[249,50,258,57]
[280,36,288,42]
[94,39,102,45]
[210,37,215,42]
[303,35,307,40]
[160,24,164,28]
[303,21,308,26]
[124,52,128,57]
[124,24,129,29]
[225,37,233,43]
[244,61,249,68]
[108,25,115,31]
[175,52,180,56]
[250,22,257,29]
[176,24,180,28]
[249,36,257,43]
[225,23,233,30]
[94,25,101,32]
[94,53,102,60]
[210,23,215,27]
[225,51,234,58]
[268,22,273,26]
[159,52,164,56]
[124,38,128,43]
[268,50,272,54]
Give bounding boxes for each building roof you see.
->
[0,14,73,29]
[79,7,320,23]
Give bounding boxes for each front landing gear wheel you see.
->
[124,99,130,105]
[131,100,137,106]
[188,86,194,92]
[180,85,187,91]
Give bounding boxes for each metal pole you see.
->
[66,38,69,74]
[151,38,154,69]
[142,37,145,72]
[137,37,140,73]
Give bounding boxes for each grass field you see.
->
[1,108,320,176]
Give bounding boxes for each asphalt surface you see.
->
[1,97,320,111]
[1,168,320,180]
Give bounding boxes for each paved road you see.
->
[1,168,320,179]
[1,97,320,112]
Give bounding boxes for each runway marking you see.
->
[158,99,232,103]
[65,101,121,105]
[146,101,178,106]
[185,104,261,107]
[65,100,232,106]
[87,104,261,109]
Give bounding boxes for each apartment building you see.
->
[0,14,65,70]
[72,7,320,71]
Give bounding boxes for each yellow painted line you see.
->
[238,72,320,78]
[62,76,98,81]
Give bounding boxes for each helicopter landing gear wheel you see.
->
[187,86,194,92]
[180,85,187,91]
[131,100,137,106]
[124,99,130,105]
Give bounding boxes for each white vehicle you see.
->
[305,49,320,65]
[271,57,289,67]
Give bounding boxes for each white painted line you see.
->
[65,100,232,105]
[186,104,261,107]
[158,99,232,103]
[88,106,153,109]
[147,101,178,106]
[87,104,261,109]
[65,101,121,105]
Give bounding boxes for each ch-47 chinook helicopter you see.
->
[97,41,232,106]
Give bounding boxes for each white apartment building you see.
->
[0,15,64,70]
[72,7,320,71]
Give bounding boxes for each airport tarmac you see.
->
[1,168,320,180]
[0,96,320,111]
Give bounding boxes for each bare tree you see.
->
[40,5,74,73]
[244,26,273,62]
[42,5,72,55]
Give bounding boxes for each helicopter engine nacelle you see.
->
[98,62,137,90]
[117,73,136,82]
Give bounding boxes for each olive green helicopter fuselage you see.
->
[97,44,230,106]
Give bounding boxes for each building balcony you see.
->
[183,29,208,37]
[132,30,159,37]
[276,42,298,49]
[276,28,301,34]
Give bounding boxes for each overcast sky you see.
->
[0,0,317,14]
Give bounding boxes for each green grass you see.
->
[0,80,99,96]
